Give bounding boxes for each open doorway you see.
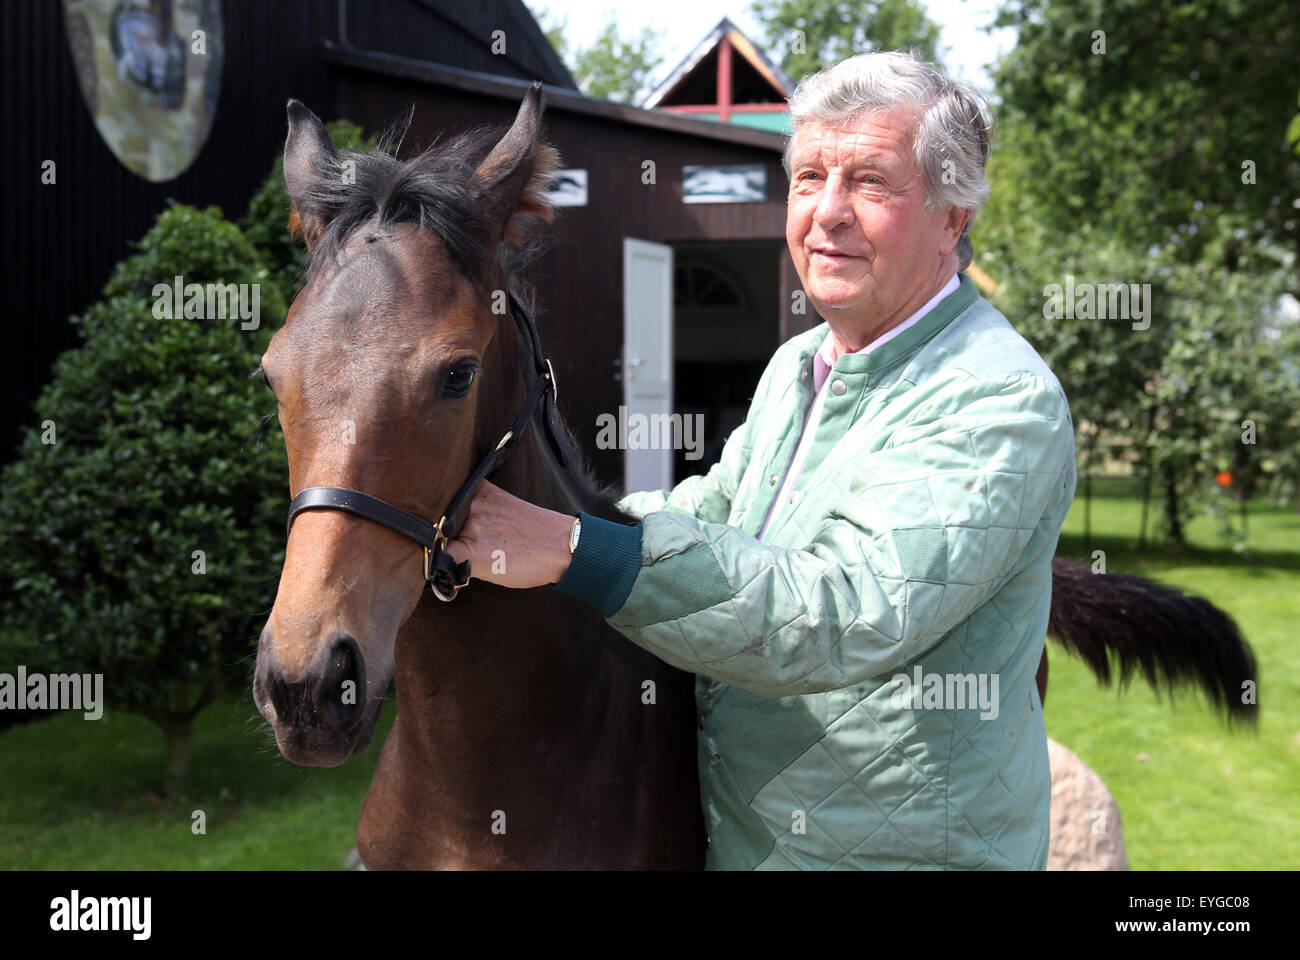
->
[672,241,783,484]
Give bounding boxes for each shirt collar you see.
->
[812,273,959,390]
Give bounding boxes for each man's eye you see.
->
[441,362,477,398]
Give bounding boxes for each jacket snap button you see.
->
[801,368,808,380]
[831,379,847,396]
[769,474,777,485]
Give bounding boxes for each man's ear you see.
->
[940,206,972,257]
[284,99,338,249]
[469,82,560,247]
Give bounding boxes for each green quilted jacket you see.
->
[555,274,1077,869]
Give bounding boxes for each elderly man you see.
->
[449,51,1076,870]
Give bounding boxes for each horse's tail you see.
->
[1048,558,1258,727]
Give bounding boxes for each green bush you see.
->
[0,202,287,793]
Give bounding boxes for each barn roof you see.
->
[323,41,789,152]
[642,17,795,110]
[339,0,578,90]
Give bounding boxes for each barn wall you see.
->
[0,0,343,460]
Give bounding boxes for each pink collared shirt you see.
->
[757,274,960,540]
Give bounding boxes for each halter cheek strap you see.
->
[284,291,566,602]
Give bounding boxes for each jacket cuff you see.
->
[552,512,643,616]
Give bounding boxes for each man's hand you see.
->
[443,480,575,589]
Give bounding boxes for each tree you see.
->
[979,208,1300,547]
[527,3,569,64]
[528,5,665,105]
[569,16,665,104]
[749,0,944,80]
[1139,224,1300,543]
[990,0,1300,273]
[0,204,287,795]
[1288,88,1300,157]
[976,0,1300,543]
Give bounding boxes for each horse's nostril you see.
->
[256,630,368,733]
[315,634,366,731]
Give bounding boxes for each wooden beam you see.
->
[717,34,732,124]
[661,103,789,114]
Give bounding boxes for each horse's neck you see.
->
[498,412,580,516]
[484,298,582,516]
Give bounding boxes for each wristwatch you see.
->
[569,516,582,554]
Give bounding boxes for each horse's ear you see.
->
[469,82,559,247]
[284,99,337,250]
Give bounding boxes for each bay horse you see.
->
[252,85,1256,870]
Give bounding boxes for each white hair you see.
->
[783,51,994,269]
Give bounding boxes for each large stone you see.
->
[1047,737,1129,870]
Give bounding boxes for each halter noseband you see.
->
[284,292,567,602]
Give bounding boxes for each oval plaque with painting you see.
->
[63,0,223,182]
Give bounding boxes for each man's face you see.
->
[786,106,962,330]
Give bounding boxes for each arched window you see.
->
[674,260,747,311]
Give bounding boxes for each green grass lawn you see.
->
[1047,476,1300,869]
[0,691,395,869]
[2,476,1296,869]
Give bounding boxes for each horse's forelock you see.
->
[298,123,544,290]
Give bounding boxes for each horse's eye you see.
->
[441,362,477,398]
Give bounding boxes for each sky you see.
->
[525,0,1016,94]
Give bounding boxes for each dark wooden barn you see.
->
[2,0,809,492]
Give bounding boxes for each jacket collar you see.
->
[795,272,978,377]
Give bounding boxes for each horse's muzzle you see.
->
[253,629,382,766]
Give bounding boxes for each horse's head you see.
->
[253,86,558,765]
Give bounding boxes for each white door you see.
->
[622,238,674,494]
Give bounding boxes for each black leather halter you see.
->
[285,291,567,602]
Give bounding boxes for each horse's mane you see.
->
[293,116,625,522]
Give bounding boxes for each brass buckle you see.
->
[430,577,466,603]
[425,516,467,602]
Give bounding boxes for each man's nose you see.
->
[813,175,854,231]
